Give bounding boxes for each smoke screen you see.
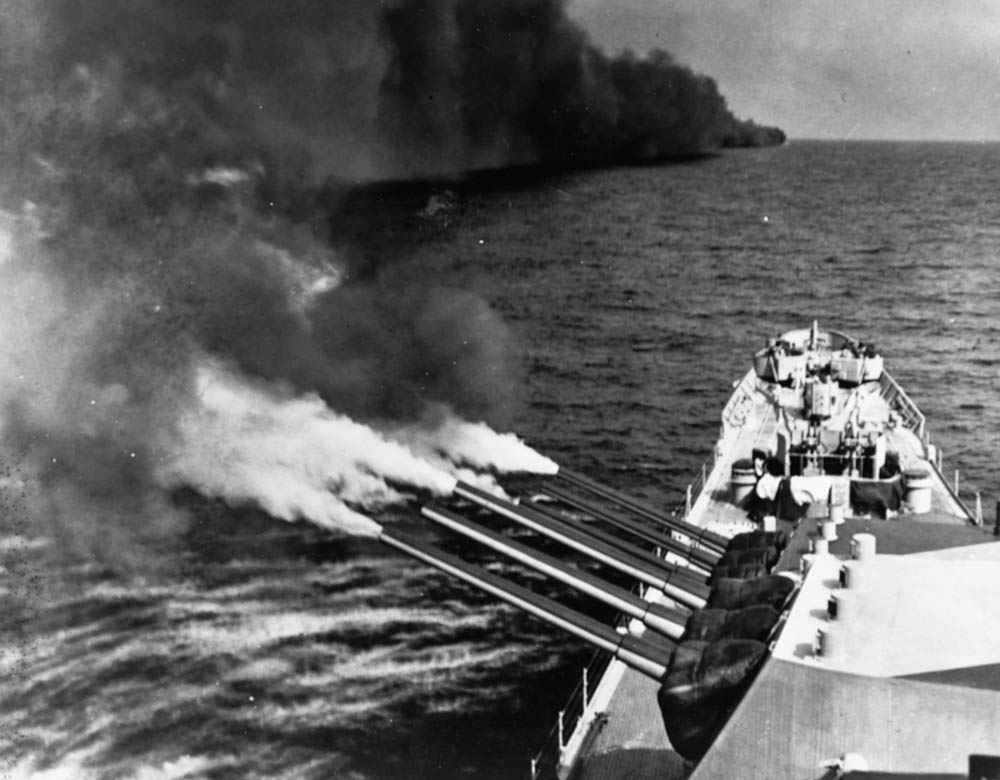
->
[0,0,769,563]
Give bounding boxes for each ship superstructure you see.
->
[379,324,1000,779]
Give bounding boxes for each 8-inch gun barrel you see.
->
[379,526,673,680]
[556,468,729,553]
[539,484,720,571]
[422,504,688,640]
[454,482,710,609]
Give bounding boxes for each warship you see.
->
[379,324,1000,779]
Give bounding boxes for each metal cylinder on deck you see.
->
[850,533,877,563]
[828,590,854,621]
[840,560,863,589]
[816,625,842,659]
[903,468,933,514]
[730,459,757,505]
[820,519,838,541]
[829,502,845,525]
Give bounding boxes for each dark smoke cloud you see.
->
[377,0,780,173]
[0,0,510,569]
[0,0,775,569]
[4,0,780,192]
[38,0,386,183]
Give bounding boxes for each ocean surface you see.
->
[3,140,999,780]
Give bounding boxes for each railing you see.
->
[671,449,718,521]
[529,453,721,779]
[879,370,980,524]
[528,600,634,779]
[928,456,977,523]
[721,370,757,430]
[878,370,926,442]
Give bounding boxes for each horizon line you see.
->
[784,136,1000,145]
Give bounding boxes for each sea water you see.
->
[2,141,998,780]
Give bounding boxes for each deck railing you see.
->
[721,370,757,430]
[671,449,718,520]
[878,370,926,441]
[528,598,635,779]
[529,454,719,779]
[879,370,979,523]
[928,455,976,523]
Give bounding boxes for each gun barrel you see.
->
[454,482,709,610]
[531,500,711,582]
[539,485,720,571]
[422,505,687,640]
[379,526,673,680]
[555,468,729,553]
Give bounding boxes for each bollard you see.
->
[828,591,854,621]
[829,503,845,525]
[851,533,877,562]
[840,561,864,589]
[817,626,842,659]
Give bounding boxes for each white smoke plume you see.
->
[156,361,456,538]
[390,406,558,475]
[0,195,554,566]
[156,360,555,538]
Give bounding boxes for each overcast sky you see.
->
[569,0,1000,141]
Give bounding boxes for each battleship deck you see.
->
[393,326,992,779]
[553,337,985,779]
[688,517,1000,779]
